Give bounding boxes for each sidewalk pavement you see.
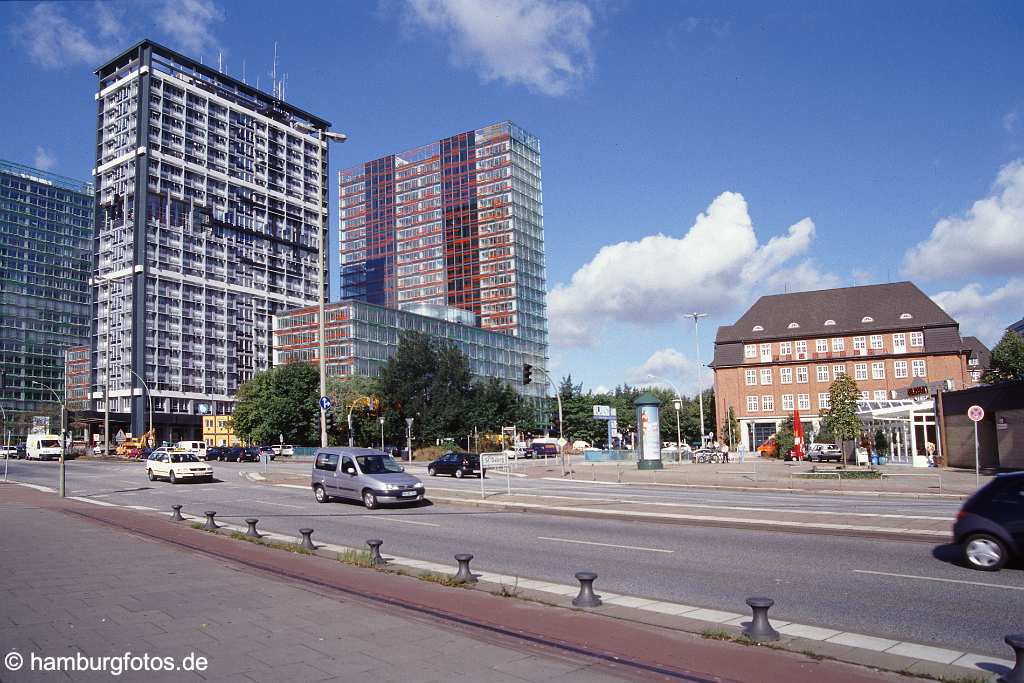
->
[0,483,917,683]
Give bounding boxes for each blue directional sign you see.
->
[319,396,333,411]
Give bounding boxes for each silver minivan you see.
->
[311,447,425,509]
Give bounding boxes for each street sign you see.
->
[480,453,509,468]
[115,429,126,445]
[319,396,333,411]
[967,405,985,422]
[593,405,611,418]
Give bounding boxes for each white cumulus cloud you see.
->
[930,278,1024,347]
[902,160,1024,281]
[625,348,702,397]
[157,0,224,57]
[547,191,836,347]
[13,3,107,69]
[33,147,57,172]
[403,0,594,96]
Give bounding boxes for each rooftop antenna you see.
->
[271,41,278,99]
[242,60,246,84]
[218,51,223,73]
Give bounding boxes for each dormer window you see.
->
[900,313,913,320]
[787,322,799,329]
[824,319,836,326]
[752,325,764,332]
[861,316,874,323]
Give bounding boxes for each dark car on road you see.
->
[207,447,225,461]
[953,472,1023,571]
[530,443,558,457]
[427,451,486,479]
[242,447,262,463]
[218,446,244,462]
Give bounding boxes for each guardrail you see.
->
[880,472,942,491]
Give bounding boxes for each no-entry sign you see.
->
[967,405,985,422]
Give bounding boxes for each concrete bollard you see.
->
[202,511,218,531]
[170,505,184,522]
[367,539,385,566]
[453,554,477,583]
[572,572,601,607]
[1001,634,1024,683]
[743,597,780,642]
[245,518,261,539]
[298,528,316,550]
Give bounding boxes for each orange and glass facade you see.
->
[338,122,547,347]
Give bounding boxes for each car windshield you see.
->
[170,453,199,463]
[356,454,403,474]
[40,440,60,448]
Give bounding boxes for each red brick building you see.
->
[710,283,980,451]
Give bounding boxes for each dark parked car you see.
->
[530,442,558,457]
[426,452,485,479]
[953,472,1023,571]
[207,447,225,461]
[219,446,244,462]
[16,443,27,459]
[242,447,261,463]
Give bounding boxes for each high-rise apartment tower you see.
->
[93,40,331,439]
[338,122,548,347]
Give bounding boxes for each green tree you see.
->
[821,374,862,464]
[775,416,795,459]
[724,406,740,449]
[232,362,320,445]
[982,331,1024,383]
[325,375,380,447]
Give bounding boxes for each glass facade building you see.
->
[273,300,548,400]
[339,122,548,348]
[0,160,93,437]
[92,40,331,439]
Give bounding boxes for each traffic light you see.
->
[325,410,336,431]
[522,364,533,385]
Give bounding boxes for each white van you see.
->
[176,440,209,460]
[27,434,63,461]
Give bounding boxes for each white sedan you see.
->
[146,451,213,484]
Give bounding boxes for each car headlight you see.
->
[413,482,424,488]
[384,483,398,491]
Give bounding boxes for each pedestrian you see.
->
[720,442,729,463]
[738,443,747,464]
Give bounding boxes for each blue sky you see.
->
[2,0,1022,396]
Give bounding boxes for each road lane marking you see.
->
[252,499,304,509]
[374,517,441,527]
[274,484,309,490]
[537,536,673,553]
[853,569,1024,591]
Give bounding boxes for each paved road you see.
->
[4,459,1020,658]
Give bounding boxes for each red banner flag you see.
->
[793,409,805,460]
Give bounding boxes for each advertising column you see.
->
[634,392,663,470]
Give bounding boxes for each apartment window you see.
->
[816,365,829,382]
[780,367,793,384]
[818,393,831,409]
[762,395,774,412]
[744,344,757,359]
[860,391,870,400]
[853,336,866,351]
[894,360,908,378]
[782,394,794,410]
[872,361,885,379]
[912,359,927,377]
[971,370,981,382]
[854,362,868,380]
[798,394,811,410]
[796,366,808,383]
[815,339,828,353]
[910,331,924,348]
[870,334,883,350]
[747,395,759,412]
[745,368,757,386]
[874,390,887,401]
[892,333,906,353]
[832,338,845,352]
[833,364,846,380]
[795,340,808,355]
[760,343,772,362]
[760,368,772,385]
[779,341,792,356]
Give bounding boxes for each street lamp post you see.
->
[127,368,154,443]
[531,366,564,474]
[405,417,414,463]
[31,380,66,497]
[295,122,347,449]
[93,269,134,455]
[1,403,10,482]
[686,313,708,446]
[379,416,385,451]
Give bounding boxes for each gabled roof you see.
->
[715,282,958,344]
[962,336,991,369]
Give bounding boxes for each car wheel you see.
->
[204,476,214,484]
[313,485,329,504]
[963,533,1007,571]
[362,490,378,510]
[169,471,177,484]
[147,469,155,481]
[454,469,464,479]
[427,466,436,476]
